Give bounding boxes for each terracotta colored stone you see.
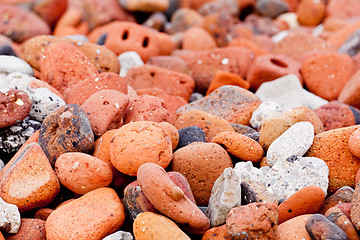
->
[338,70,360,109]
[55,152,113,195]
[147,55,191,75]
[125,64,195,100]
[306,214,348,240]
[326,20,360,50]
[133,212,190,240]
[0,89,31,129]
[33,0,67,27]
[39,41,98,94]
[171,142,233,206]
[63,72,128,105]
[0,143,60,213]
[158,122,179,150]
[296,0,325,26]
[320,186,354,215]
[110,121,172,176]
[227,37,269,58]
[326,207,360,240]
[275,214,312,240]
[246,54,302,91]
[174,110,235,142]
[142,12,167,31]
[226,202,278,240]
[326,0,360,19]
[176,47,254,93]
[81,89,129,136]
[124,95,172,124]
[0,5,50,43]
[273,32,335,61]
[92,129,117,169]
[177,86,261,126]
[278,186,326,224]
[88,21,161,62]
[314,101,360,131]
[212,131,263,163]
[301,52,356,101]
[137,163,210,235]
[34,208,54,221]
[21,35,120,74]
[182,27,217,51]
[206,70,250,95]
[306,125,360,193]
[6,218,46,240]
[45,187,125,240]
[335,202,352,219]
[280,0,298,11]
[201,224,230,240]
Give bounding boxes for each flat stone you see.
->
[0,197,20,234]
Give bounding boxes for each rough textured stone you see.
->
[275,214,312,240]
[0,197,20,234]
[206,168,242,227]
[250,100,289,130]
[305,214,348,240]
[325,207,359,240]
[320,186,354,215]
[6,218,46,240]
[103,230,133,240]
[241,179,278,205]
[234,161,269,184]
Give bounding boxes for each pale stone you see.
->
[250,100,289,130]
[266,122,314,166]
[118,51,144,77]
[233,161,269,184]
[103,230,133,240]
[0,56,33,77]
[206,168,242,227]
[0,197,20,233]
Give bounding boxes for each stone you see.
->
[201,224,230,240]
[147,55,191,76]
[278,185,326,224]
[250,100,289,130]
[320,186,354,215]
[338,29,360,57]
[264,156,329,201]
[81,89,129,137]
[0,143,60,213]
[118,51,144,78]
[32,0,67,27]
[275,214,312,240]
[177,86,261,126]
[171,142,233,206]
[325,207,359,240]
[34,208,53,221]
[0,89,31,129]
[0,197,20,234]
[226,202,278,240]
[177,126,206,149]
[231,123,258,135]
[241,179,278,205]
[255,0,288,18]
[266,122,314,167]
[306,125,360,193]
[133,212,190,240]
[326,0,360,19]
[0,56,33,77]
[38,104,94,166]
[110,121,172,176]
[338,70,360,109]
[55,152,113,195]
[120,0,169,12]
[103,230,133,240]
[158,122,179,150]
[228,37,269,59]
[296,0,325,26]
[255,74,328,110]
[305,214,348,240]
[137,163,210,235]
[206,168,242,227]
[212,131,264,163]
[206,70,250,96]
[6,218,46,240]
[92,129,117,170]
[169,8,204,33]
[350,128,360,159]
[234,161,269,184]
[182,27,217,51]
[351,181,360,231]
[142,12,167,31]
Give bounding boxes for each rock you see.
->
[182,27,217,51]
[177,126,206,149]
[133,212,190,240]
[234,161,269,184]
[38,104,94,166]
[118,51,144,78]
[0,56,33,77]
[351,181,360,231]
[34,208,53,221]
[158,122,179,150]
[338,29,360,57]
[147,55,191,76]
[255,74,328,110]
[103,231,133,240]
[45,187,125,240]
[255,0,288,18]
[231,123,258,135]
[241,179,278,205]
[6,218,46,240]
[326,0,360,19]
[305,214,348,240]
[275,214,312,240]
[226,202,278,240]
[120,0,169,12]
[266,122,314,167]
[171,142,233,206]
[206,70,250,96]
[264,156,329,201]
[338,70,360,109]
[0,197,20,234]
[201,224,230,240]
[296,0,325,26]
[206,168,242,227]
[250,100,289,130]
[350,128,360,159]
[325,207,359,240]
[320,186,354,215]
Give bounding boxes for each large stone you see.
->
[250,100,289,130]
[0,197,20,234]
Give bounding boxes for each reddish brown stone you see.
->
[320,186,354,215]
[296,0,326,26]
[338,70,360,109]
[201,224,230,240]
[182,27,217,51]
[206,70,250,95]
[6,218,46,240]
[33,0,67,27]
[147,56,191,75]
[34,208,54,221]
[325,207,359,240]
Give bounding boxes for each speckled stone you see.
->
[325,207,359,240]
[171,142,233,206]
[158,122,179,150]
[0,197,20,234]
[306,125,360,193]
[201,224,230,240]
[338,69,360,109]
[0,143,60,213]
[147,55,191,76]
[34,208,53,221]
[305,214,348,240]
[234,161,268,184]
[320,186,354,215]
[6,218,46,240]
[241,179,278,205]
[38,104,94,166]
[177,126,206,149]
[177,86,261,126]
[351,181,360,231]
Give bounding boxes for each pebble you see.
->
[250,100,289,130]
[338,70,360,109]
[325,207,359,240]
[320,186,354,215]
[182,27,217,51]
[177,126,206,149]
[275,214,312,240]
[201,224,230,240]
[5,218,46,240]
[0,56,33,77]
[234,161,269,184]
[296,0,326,26]
[0,197,20,234]
[118,51,144,78]
[305,214,348,240]
[102,230,133,240]
[206,70,250,96]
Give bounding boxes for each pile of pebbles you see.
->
[1,0,360,239]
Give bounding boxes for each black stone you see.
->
[177,126,206,149]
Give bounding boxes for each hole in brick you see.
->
[142,36,149,48]
[150,72,155,77]
[103,101,109,105]
[122,30,129,40]
[270,58,288,68]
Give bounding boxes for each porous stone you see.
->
[0,197,20,234]
[250,100,289,130]
[6,218,46,240]
[266,122,314,167]
[118,51,144,77]
[102,230,133,240]
[206,168,242,227]
[241,179,278,205]
[275,214,312,240]
[233,161,269,184]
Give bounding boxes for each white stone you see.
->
[206,168,242,227]
[266,122,314,166]
[0,197,20,233]
[102,230,134,240]
[264,156,329,201]
[276,12,299,29]
[250,100,290,130]
[255,74,328,110]
[234,161,269,185]
[118,51,144,77]
[0,56,33,77]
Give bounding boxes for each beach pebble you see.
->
[201,224,230,240]
[206,70,250,96]
[250,100,289,130]
[266,122,314,167]
[177,126,206,149]
[182,27,217,51]
[255,0,288,18]
[320,186,354,215]
[0,56,33,77]
[325,207,359,240]
[118,51,144,78]
[275,214,312,240]
[206,168,242,227]
[349,127,360,159]
[147,55,191,76]
[305,214,348,240]
[296,0,326,26]
[338,70,360,109]
[241,179,278,205]
[102,230,133,240]
[234,161,269,184]
[0,197,20,234]
[6,218,46,240]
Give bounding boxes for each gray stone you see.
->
[305,214,348,240]
[102,230,134,240]
[255,74,328,110]
[241,179,278,205]
[264,156,329,201]
[338,29,360,57]
[118,51,144,77]
[256,0,288,18]
[188,92,204,103]
[206,168,242,227]
[266,122,314,167]
[0,197,20,233]
[250,100,289,130]
[0,56,33,77]
[230,123,257,135]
